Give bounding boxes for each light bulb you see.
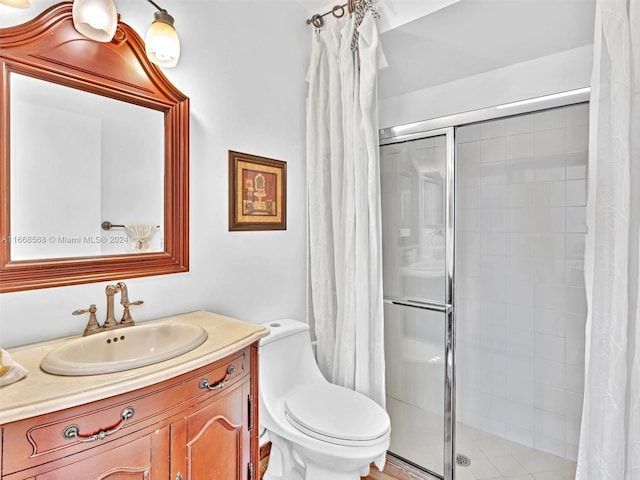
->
[0,0,33,8]
[145,10,180,68]
[72,0,117,43]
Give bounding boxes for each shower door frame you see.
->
[378,87,590,480]
[381,126,456,480]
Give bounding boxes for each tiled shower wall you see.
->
[455,103,589,461]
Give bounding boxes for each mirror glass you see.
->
[10,73,165,260]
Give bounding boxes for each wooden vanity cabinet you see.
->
[0,344,259,480]
[20,430,168,479]
[171,378,253,480]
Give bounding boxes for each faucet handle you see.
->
[73,304,101,336]
[124,300,144,307]
[72,305,95,316]
[120,300,143,326]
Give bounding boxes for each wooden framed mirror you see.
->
[0,2,189,293]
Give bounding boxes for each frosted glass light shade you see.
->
[145,10,180,68]
[0,0,34,8]
[72,0,117,43]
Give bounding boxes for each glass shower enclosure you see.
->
[379,95,589,480]
[380,128,456,479]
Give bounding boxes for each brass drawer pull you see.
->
[62,407,135,443]
[199,364,235,391]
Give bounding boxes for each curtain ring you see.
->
[332,4,345,18]
[310,14,324,28]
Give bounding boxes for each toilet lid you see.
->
[284,383,390,446]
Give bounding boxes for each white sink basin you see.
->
[40,323,208,376]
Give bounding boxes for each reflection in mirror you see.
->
[380,135,447,301]
[10,73,165,260]
[421,172,444,227]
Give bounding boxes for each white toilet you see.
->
[259,319,390,480]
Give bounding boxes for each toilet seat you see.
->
[284,383,390,446]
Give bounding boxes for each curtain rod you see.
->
[306,0,357,27]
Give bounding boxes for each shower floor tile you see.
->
[456,427,576,480]
[386,397,577,480]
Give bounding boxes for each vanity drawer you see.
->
[2,347,250,477]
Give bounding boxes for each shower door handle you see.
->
[383,296,453,314]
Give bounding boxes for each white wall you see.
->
[0,0,310,348]
[379,44,593,129]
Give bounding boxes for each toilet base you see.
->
[304,463,371,480]
[263,432,375,480]
[263,433,304,480]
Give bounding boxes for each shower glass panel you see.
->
[381,135,448,303]
[454,104,588,479]
[384,303,446,476]
[380,130,454,478]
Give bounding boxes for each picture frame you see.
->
[228,151,287,231]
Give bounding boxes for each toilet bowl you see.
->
[259,319,390,480]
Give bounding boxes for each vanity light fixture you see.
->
[0,0,180,67]
[72,0,181,67]
[72,0,117,42]
[0,0,33,8]
[144,0,180,68]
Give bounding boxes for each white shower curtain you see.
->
[306,4,386,407]
[577,0,640,478]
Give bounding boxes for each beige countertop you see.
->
[0,310,268,425]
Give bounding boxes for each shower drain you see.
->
[456,454,471,467]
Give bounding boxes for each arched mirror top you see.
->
[0,2,190,293]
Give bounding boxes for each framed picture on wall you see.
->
[228,150,287,231]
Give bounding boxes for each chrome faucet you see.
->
[74,282,144,336]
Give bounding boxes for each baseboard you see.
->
[383,455,439,480]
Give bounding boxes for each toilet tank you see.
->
[259,319,326,400]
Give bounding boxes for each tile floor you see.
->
[453,425,576,480]
[386,397,577,480]
[261,421,577,480]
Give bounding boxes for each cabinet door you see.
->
[184,378,251,480]
[32,428,168,480]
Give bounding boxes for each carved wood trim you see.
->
[0,2,189,292]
